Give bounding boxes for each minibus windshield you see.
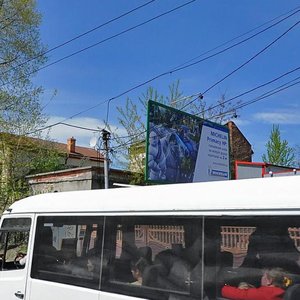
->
[0,217,31,271]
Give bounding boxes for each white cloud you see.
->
[230,118,251,126]
[253,111,300,124]
[43,116,126,147]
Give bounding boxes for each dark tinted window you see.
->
[31,216,104,289]
[208,216,300,299]
[2,218,31,230]
[28,214,300,299]
[101,216,203,299]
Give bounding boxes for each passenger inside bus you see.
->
[130,257,149,285]
[241,224,300,273]
[35,226,59,268]
[14,252,27,267]
[67,254,100,281]
[229,224,300,288]
[221,267,292,300]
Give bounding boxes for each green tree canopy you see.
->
[262,124,295,167]
[0,0,47,135]
[0,0,63,211]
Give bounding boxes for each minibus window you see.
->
[31,216,104,290]
[102,216,204,300]
[206,216,300,299]
[0,218,31,271]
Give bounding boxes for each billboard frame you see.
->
[145,100,230,184]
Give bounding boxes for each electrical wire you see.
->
[49,121,145,140]
[5,0,295,90]
[196,65,300,116]
[0,0,156,77]
[24,63,300,138]
[25,5,300,136]
[112,77,300,151]
[113,75,300,150]
[53,6,300,127]
[112,131,147,151]
[57,122,101,132]
[181,18,300,111]
[36,76,300,153]
[229,78,300,112]
[209,76,300,120]
[0,0,196,89]
[104,11,300,124]
[172,5,300,70]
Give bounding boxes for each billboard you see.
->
[145,100,230,183]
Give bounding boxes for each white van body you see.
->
[1,176,300,300]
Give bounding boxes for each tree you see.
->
[294,145,300,168]
[0,0,61,211]
[262,124,295,167]
[106,81,238,184]
[0,0,47,135]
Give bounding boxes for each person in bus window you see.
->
[87,255,100,279]
[70,254,100,280]
[241,224,300,275]
[36,226,59,268]
[130,257,148,285]
[15,253,27,266]
[221,268,292,300]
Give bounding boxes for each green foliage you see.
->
[0,1,62,211]
[0,0,47,135]
[0,134,65,212]
[29,140,65,174]
[262,124,295,167]
[294,145,300,168]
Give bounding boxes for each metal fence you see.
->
[116,225,300,258]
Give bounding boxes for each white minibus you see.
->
[1,176,300,300]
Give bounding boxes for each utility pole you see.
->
[101,129,111,189]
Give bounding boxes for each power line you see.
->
[5,0,294,89]
[230,78,300,112]
[30,64,300,138]
[104,11,300,124]
[58,122,101,132]
[85,7,300,125]
[47,77,300,152]
[172,5,300,70]
[112,77,300,151]
[114,74,300,150]
[168,8,300,78]
[210,76,300,120]
[181,18,300,111]
[0,0,156,78]
[203,20,300,94]
[111,131,147,151]
[0,0,196,89]
[196,65,300,116]
[26,5,300,135]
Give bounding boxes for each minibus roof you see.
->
[4,176,300,215]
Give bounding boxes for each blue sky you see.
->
[34,0,300,164]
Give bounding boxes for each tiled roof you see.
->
[55,141,103,161]
[0,132,104,162]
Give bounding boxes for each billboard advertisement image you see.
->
[145,100,229,183]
